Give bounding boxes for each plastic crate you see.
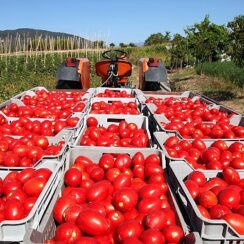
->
[0,111,85,140]
[153,115,244,140]
[167,161,244,242]
[0,130,73,170]
[73,114,152,147]
[0,159,63,242]
[153,131,244,169]
[24,147,201,243]
[93,87,135,97]
[88,97,141,114]
[11,87,48,99]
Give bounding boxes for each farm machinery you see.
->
[56,49,171,91]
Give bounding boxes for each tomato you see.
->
[144,163,163,177]
[32,168,52,180]
[132,152,145,166]
[199,177,228,193]
[87,117,98,127]
[54,223,81,242]
[162,225,184,243]
[231,158,244,169]
[201,147,220,164]
[223,213,244,234]
[113,188,138,212]
[76,210,110,236]
[107,210,125,229]
[229,142,244,153]
[64,168,82,187]
[4,199,25,220]
[53,196,77,223]
[197,205,211,219]
[113,173,132,190]
[184,180,199,200]
[99,154,114,170]
[139,184,165,199]
[86,180,111,203]
[105,168,121,182]
[198,191,218,209]
[6,189,27,202]
[65,188,87,204]
[114,154,131,170]
[141,229,165,244]
[23,176,48,197]
[33,136,49,149]
[192,139,206,151]
[144,209,167,230]
[116,220,143,242]
[187,171,206,187]
[138,197,162,214]
[164,136,179,148]
[145,154,160,165]
[222,167,240,185]
[24,197,37,213]
[4,152,20,166]
[211,140,228,152]
[209,204,231,219]
[218,188,240,209]
[16,168,34,184]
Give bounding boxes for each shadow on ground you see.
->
[202,90,235,102]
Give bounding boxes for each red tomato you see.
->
[116,220,143,242]
[223,213,244,234]
[76,210,110,236]
[132,152,145,166]
[209,204,231,219]
[54,223,81,242]
[197,205,211,219]
[23,176,48,197]
[114,154,131,170]
[64,168,82,187]
[53,196,77,223]
[138,197,162,214]
[87,117,98,127]
[164,136,179,148]
[198,191,218,209]
[222,167,240,185]
[107,210,125,229]
[99,154,114,170]
[218,188,240,209]
[162,225,184,243]
[187,171,206,187]
[113,188,138,212]
[139,184,165,199]
[4,199,25,220]
[184,180,200,200]
[144,209,167,230]
[86,180,111,203]
[141,229,165,244]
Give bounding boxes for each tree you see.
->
[119,42,127,48]
[144,32,171,46]
[227,15,244,67]
[170,34,188,68]
[109,43,115,47]
[185,15,229,63]
[128,42,136,47]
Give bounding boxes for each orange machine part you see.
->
[95,59,132,79]
[77,58,91,89]
[138,58,149,90]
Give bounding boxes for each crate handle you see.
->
[107,118,125,123]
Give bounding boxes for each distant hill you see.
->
[0,28,83,39]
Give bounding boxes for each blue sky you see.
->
[0,0,243,45]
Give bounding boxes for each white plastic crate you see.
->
[0,130,73,170]
[24,147,202,243]
[88,97,141,114]
[0,159,63,242]
[93,87,135,97]
[11,87,48,100]
[153,115,244,140]
[153,131,244,170]
[73,114,152,147]
[168,161,244,242]
[0,111,85,140]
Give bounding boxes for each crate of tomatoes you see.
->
[73,114,152,148]
[0,159,63,242]
[24,147,202,243]
[168,161,244,242]
[153,132,244,170]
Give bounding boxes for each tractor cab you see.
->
[95,50,132,87]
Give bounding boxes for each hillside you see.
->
[0,28,82,39]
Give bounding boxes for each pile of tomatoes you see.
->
[0,114,80,136]
[164,136,244,170]
[0,167,52,221]
[95,89,134,98]
[1,89,87,119]
[184,167,244,234]
[0,135,64,167]
[48,152,184,243]
[90,101,139,115]
[79,117,149,147]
